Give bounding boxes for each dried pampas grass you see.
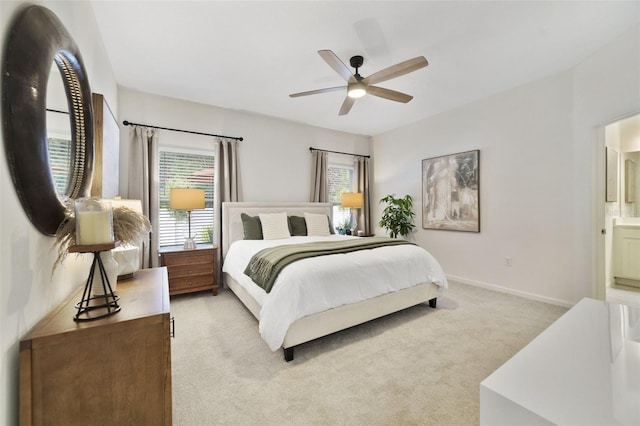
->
[53,198,151,274]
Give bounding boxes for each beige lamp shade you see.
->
[341,192,364,208]
[170,188,205,211]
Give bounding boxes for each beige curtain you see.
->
[128,126,159,268]
[214,138,241,277]
[354,156,371,235]
[310,150,328,202]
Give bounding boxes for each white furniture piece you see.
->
[480,298,640,425]
[221,202,444,361]
[613,217,640,288]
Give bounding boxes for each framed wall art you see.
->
[91,93,120,198]
[606,147,619,202]
[625,159,636,203]
[422,149,480,232]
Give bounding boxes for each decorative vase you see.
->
[92,250,119,296]
[113,244,141,279]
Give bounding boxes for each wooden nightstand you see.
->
[160,246,218,296]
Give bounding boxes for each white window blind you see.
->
[48,137,72,195]
[159,149,215,247]
[328,163,354,231]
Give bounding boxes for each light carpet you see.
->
[170,281,567,425]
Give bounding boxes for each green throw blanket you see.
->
[244,237,414,293]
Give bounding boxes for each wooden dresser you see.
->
[19,268,172,426]
[160,247,218,296]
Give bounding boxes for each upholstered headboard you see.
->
[221,202,333,258]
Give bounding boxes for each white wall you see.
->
[117,89,371,202]
[0,2,118,424]
[373,25,640,306]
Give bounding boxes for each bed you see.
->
[221,201,447,361]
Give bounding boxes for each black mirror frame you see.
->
[2,5,94,235]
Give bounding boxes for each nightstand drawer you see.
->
[161,251,212,267]
[167,264,213,279]
[170,275,214,291]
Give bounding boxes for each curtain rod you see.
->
[309,147,370,158]
[46,108,69,114]
[123,120,243,141]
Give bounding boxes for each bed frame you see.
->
[222,202,439,361]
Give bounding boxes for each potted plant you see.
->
[342,218,352,235]
[379,194,415,238]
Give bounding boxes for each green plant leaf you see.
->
[378,194,415,238]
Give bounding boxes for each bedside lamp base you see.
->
[184,238,197,250]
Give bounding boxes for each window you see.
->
[158,149,214,247]
[48,137,72,195]
[328,163,354,231]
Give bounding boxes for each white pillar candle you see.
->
[76,211,114,245]
[75,199,114,245]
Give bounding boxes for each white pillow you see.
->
[259,212,291,240]
[304,212,330,236]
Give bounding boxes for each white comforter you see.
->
[222,235,447,351]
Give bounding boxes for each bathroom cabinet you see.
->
[613,219,640,288]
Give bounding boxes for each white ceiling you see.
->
[89,1,640,137]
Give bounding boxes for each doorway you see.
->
[598,113,640,308]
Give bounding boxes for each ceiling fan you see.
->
[289,49,428,116]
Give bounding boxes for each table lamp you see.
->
[170,188,205,249]
[341,192,364,233]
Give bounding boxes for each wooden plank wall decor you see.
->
[91,93,119,198]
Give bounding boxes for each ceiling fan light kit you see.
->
[347,81,367,99]
[290,49,428,115]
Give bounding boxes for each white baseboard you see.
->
[446,274,574,308]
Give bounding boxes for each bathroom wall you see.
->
[605,114,640,217]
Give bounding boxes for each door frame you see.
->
[593,111,640,300]
[593,126,606,300]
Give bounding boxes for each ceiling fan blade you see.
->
[364,56,428,85]
[289,86,346,98]
[338,96,356,115]
[318,50,353,82]
[367,86,414,103]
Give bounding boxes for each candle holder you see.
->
[70,242,121,322]
[74,198,114,245]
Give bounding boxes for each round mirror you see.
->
[46,63,72,198]
[2,5,94,235]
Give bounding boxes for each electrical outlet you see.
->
[504,257,513,267]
